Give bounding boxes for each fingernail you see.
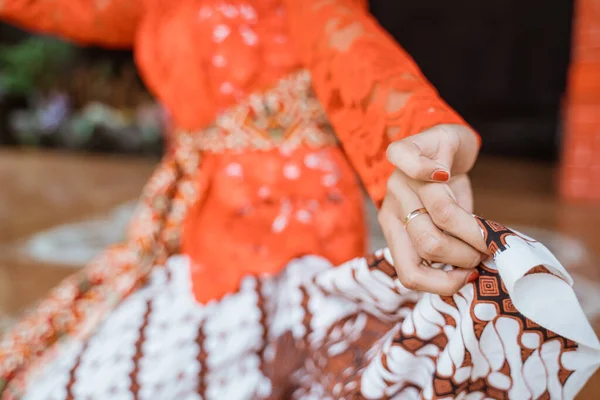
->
[466,271,479,284]
[431,170,449,182]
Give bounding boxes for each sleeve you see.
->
[286,0,480,207]
[0,0,148,48]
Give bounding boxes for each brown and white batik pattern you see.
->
[15,220,600,400]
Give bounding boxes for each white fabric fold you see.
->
[484,227,600,353]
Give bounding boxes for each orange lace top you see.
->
[1,0,477,206]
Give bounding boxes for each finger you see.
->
[391,176,484,268]
[387,125,479,182]
[414,125,458,173]
[405,211,484,268]
[448,174,474,213]
[418,182,488,254]
[379,199,476,296]
[378,197,422,271]
[414,125,479,174]
[386,137,451,183]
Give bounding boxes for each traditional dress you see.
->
[1,1,599,399]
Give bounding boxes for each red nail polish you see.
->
[466,271,479,284]
[432,170,449,182]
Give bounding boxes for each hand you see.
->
[378,124,488,296]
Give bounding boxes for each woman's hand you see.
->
[379,124,488,296]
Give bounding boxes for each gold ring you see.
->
[403,207,428,228]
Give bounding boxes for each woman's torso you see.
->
[135,0,366,302]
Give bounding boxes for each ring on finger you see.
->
[403,207,429,229]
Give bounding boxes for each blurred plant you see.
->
[9,99,164,154]
[61,62,153,109]
[0,37,74,97]
[0,35,163,154]
[9,92,71,146]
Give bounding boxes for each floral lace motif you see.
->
[286,0,472,206]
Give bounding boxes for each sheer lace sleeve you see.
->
[286,0,480,206]
[0,0,148,47]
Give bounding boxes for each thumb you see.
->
[386,126,459,182]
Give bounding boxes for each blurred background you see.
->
[1,0,600,395]
[0,25,164,155]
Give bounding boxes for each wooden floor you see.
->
[1,149,600,397]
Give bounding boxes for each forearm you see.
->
[286,0,479,206]
[1,0,146,48]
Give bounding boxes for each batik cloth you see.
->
[5,221,600,400]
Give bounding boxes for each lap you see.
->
[16,245,600,400]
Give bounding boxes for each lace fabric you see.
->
[286,0,476,205]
